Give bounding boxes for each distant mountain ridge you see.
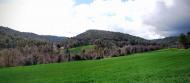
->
[0,26,66,42]
[0,26,178,48]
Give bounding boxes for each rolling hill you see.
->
[0,48,189,83]
[62,30,156,48]
[0,26,178,48]
[0,26,188,83]
[75,30,146,41]
[0,26,66,43]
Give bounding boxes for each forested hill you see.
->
[0,26,178,48]
[0,26,67,67]
[76,30,145,41]
[62,30,157,48]
[76,30,148,43]
[0,26,66,43]
[152,36,178,47]
[76,30,179,45]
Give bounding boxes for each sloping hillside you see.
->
[153,36,178,47]
[69,45,95,55]
[0,26,66,43]
[0,27,68,67]
[62,30,154,48]
[0,48,189,83]
[75,30,145,41]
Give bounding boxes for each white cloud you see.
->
[0,0,172,39]
[144,0,190,36]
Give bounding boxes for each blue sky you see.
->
[74,0,94,5]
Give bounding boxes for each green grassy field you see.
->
[0,48,190,83]
[69,45,95,55]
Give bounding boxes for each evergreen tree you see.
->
[179,33,187,49]
[187,32,190,48]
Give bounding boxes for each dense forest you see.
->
[0,26,189,67]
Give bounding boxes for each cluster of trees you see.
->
[179,32,190,49]
[68,41,162,61]
[0,37,163,67]
[0,43,71,67]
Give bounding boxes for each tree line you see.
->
[0,39,163,67]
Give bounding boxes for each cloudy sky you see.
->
[0,0,190,39]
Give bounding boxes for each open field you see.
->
[69,45,95,55]
[0,48,190,83]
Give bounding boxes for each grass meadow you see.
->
[0,48,190,83]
